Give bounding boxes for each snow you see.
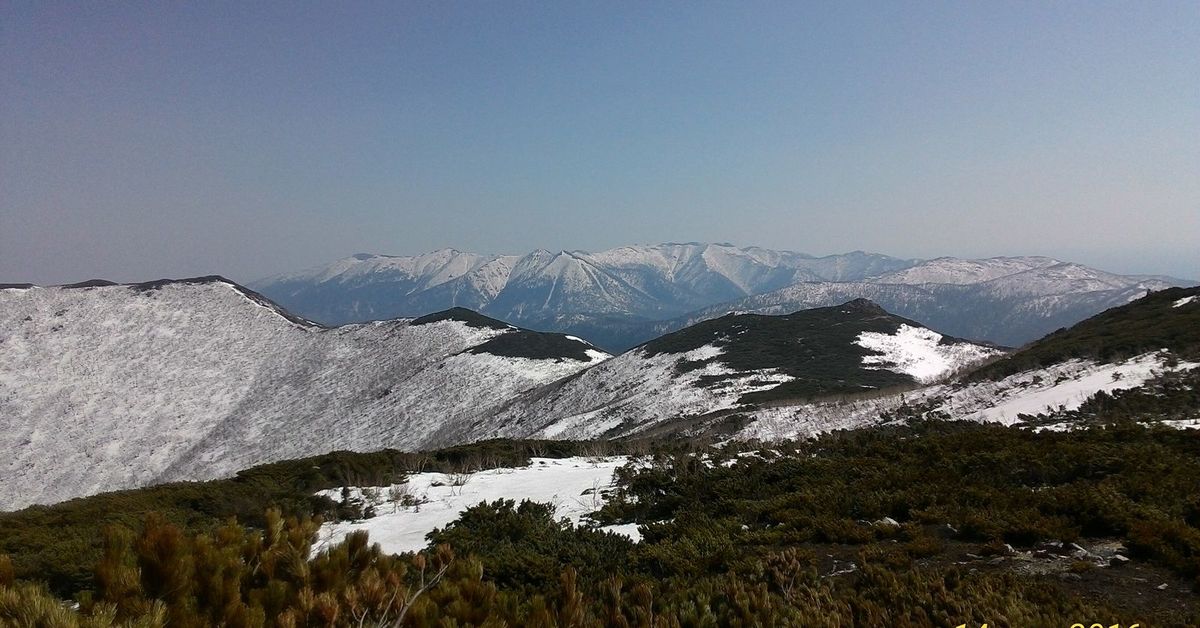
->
[685,344,725,361]
[957,354,1186,424]
[0,281,604,510]
[585,349,611,361]
[856,324,1001,383]
[313,456,637,555]
[254,244,920,327]
[1174,295,1197,308]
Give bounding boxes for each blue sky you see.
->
[2,1,1197,283]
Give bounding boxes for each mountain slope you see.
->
[739,287,1200,440]
[481,300,999,441]
[252,250,517,324]
[968,285,1200,380]
[0,279,608,510]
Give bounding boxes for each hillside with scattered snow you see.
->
[740,351,1199,441]
[730,286,1200,441]
[0,279,608,510]
[478,288,1199,446]
[481,300,1000,441]
[4,273,1195,512]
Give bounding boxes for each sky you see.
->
[2,1,1197,285]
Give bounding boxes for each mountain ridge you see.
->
[0,278,609,510]
[479,299,1001,442]
[250,244,919,330]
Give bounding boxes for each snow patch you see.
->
[313,456,636,555]
[958,354,1189,424]
[1173,295,1197,308]
[684,344,724,361]
[856,324,1000,383]
[585,349,611,362]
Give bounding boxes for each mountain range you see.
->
[252,244,914,326]
[6,269,1197,511]
[252,243,1192,351]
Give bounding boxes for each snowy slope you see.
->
[740,352,1198,441]
[482,301,999,441]
[0,279,608,510]
[487,289,1196,445]
[486,343,796,441]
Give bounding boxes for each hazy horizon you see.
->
[4,2,1197,284]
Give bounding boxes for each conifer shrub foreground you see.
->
[0,505,1116,627]
[2,421,1200,625]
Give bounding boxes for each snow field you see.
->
[856,324,1001,383]
[313,456,638,556]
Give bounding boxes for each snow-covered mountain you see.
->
[0,278,608,510]
[251,250,521,324]
[477,299,1001,441]
[253,246,1192,351]
[251,244,915,330]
